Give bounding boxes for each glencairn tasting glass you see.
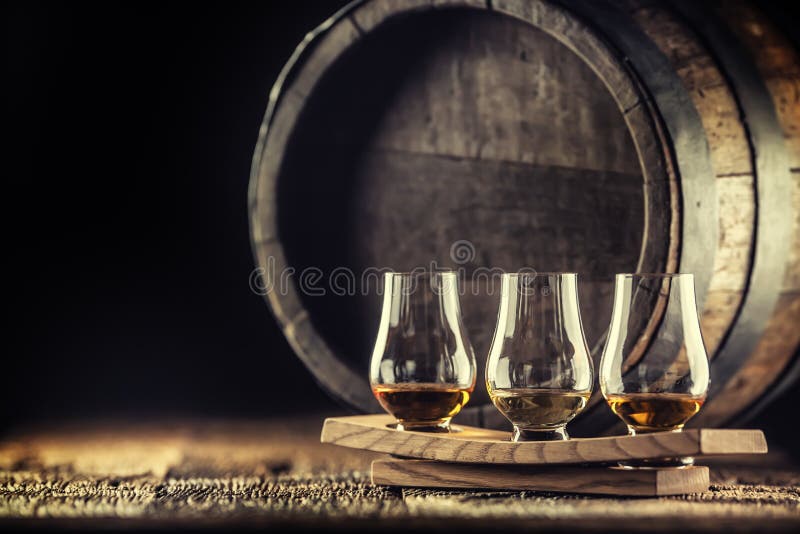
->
[486,273,593,441]
[600,273,709,466]
[370,270,476,432]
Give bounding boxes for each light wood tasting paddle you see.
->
[321,415,768,496]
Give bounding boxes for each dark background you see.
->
[5,1,351,425]
[4,1,800,452]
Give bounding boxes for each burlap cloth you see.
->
[1,417,797,531]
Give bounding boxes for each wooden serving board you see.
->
[321,415,767,465]
[371,459,710,496]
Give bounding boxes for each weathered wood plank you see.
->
[352,149,645,381]
[367,7,642,174]
[321,415,767,464]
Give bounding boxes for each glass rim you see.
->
[616,273,694,278]
[503,272,578,277]
[384,269,458,277]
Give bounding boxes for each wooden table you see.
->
[0,415,798,531]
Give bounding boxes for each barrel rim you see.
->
[671,0,796,427]
[249,0,680,422]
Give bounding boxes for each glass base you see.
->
[512,426,569,442]
[617,456,695,469]
[393,419,453,433]
[620,425,694,468]
[627,424,685,435]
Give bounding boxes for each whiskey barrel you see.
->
[248,0,800,434]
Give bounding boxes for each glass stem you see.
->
[620,426,694,467]
[513,426,568,442]
[395,419,452,433]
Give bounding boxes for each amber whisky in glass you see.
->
[489,389,590,430]
[606,392,705,432]
[486,273,593,441]
[600,273,709,467]
[370,271,476,431]
[372,383,472,427]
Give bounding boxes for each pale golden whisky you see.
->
[490,388,591,428]
[372,383,472,424]
[606,392,705,432]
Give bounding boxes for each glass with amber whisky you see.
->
[600,273,709,467]
[370,270,476,432]
[486,273,593,441]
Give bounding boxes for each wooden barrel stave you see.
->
[624,2,755,361]
[550,0,715,435]
[595,0,760,432]
[687,0,800,426]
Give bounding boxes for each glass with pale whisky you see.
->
[600,273,709,467]
[486,273,593,441]
[370,270,476,432]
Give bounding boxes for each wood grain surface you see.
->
[372,459,711,496]
[1,417,798,530]
[689,0,800,428]
[321,415,767,464]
